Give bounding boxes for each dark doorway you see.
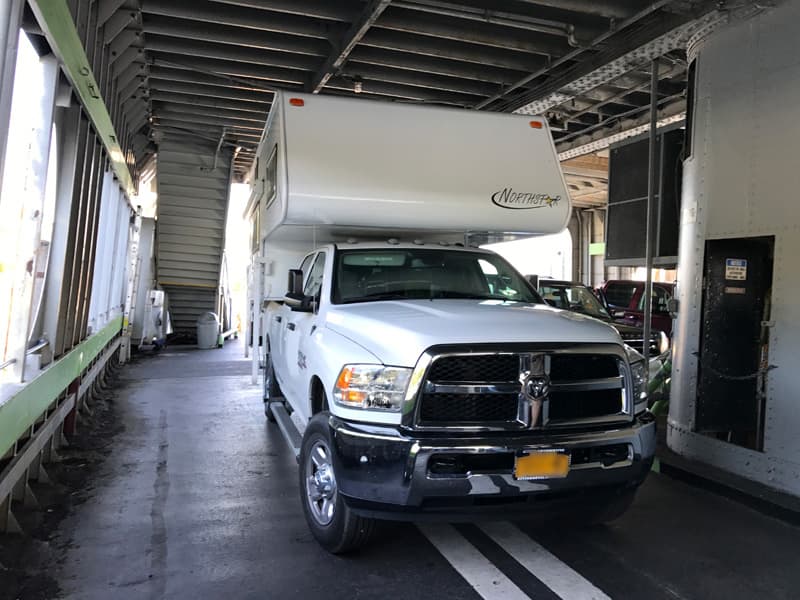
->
[696,236,774,451]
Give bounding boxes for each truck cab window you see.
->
[304,252,326,298]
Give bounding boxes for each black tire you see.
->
[263,357,282,423]
[299,413,376,554]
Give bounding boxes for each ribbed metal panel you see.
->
[156,138,232,335]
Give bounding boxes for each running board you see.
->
[270,403,302,461]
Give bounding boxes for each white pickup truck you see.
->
[247,93,656,553]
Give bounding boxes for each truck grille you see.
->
[427,354,519,383]
[415,348,630,429]
[419,392,519,423]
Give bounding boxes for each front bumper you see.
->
[329,415,656,520]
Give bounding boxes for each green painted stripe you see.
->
[0,316,122,457]
[27,0,134,199]
[589,242,606,256]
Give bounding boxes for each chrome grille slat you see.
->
[550,376,624,393]
[424,382,519,395]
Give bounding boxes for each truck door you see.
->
[283,251,326,420]
[269,253,314,390]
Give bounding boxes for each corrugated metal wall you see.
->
[155,139,232,336]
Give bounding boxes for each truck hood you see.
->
[324,300,622,367]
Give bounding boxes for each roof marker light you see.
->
[529,120,543,129]
[289,98,305,107]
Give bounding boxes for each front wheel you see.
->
[299,414,376,554]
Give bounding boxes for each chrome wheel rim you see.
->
[304,439,337,526]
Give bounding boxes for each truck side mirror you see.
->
[285,269,314,312]
[288,269,304,295]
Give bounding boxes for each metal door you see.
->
[696,236,774,447]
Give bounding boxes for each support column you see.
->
[0,0,24,198]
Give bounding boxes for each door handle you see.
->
[287,322,296,331]
[275,316,282,323]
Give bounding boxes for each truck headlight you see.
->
[333,365,412,412]
[624,345,648,415]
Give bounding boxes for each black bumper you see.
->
[328,415,656,521]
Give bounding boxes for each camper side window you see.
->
[265,146,277,206]
[250,204,260,253]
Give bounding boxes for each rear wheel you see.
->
[299,414,376,554]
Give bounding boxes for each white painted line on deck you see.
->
[418,523,532,599]
[480,522,611,600]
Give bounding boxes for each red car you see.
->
[598,280,675,336]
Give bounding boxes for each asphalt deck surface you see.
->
[21,341,800,599]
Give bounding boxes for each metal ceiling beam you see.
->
[146,72,275,101]
[150,64,274,94]
[562,62,686,124]
[149,53,309,87]
[361,29,545,72]
[28,0,135,198]
[310,0,391,93]
[153,111,263,132]
[154,126,260,149]
[97,0,128,27]
[392,0,599,41]
[341,61,500,97]
[326,75,481,105]
[556,98,686,157]
[103,8,136,43]
[348,46,524,86]
[146,35,320,71]
[141,15,329,57]
[209,0,357,22]
[116,61,145,91]
[153,110,264,131]
[111,45,143,75]
[476,0,678,110]
[140,0,339,40]
[150,91,270,116]
[151,100,267,123]
[495,4,722,113]
[515,0,635,20]
[109,28,139,58]
[435,0,612,27]
[377,7,571,57]
[148,83,272,107]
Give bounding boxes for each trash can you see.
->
[197,312,220,349]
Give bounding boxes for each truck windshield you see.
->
[333,248,541,304]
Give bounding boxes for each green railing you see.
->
[0,316,122,458]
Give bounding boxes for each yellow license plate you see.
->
[514,451,570,480]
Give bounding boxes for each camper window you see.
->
[265,146,277,206]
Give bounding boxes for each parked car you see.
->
[598,280,675,336]
[539,280,669,357]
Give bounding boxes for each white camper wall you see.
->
[276,92,571,237]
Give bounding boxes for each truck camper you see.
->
[246,92,655,553]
